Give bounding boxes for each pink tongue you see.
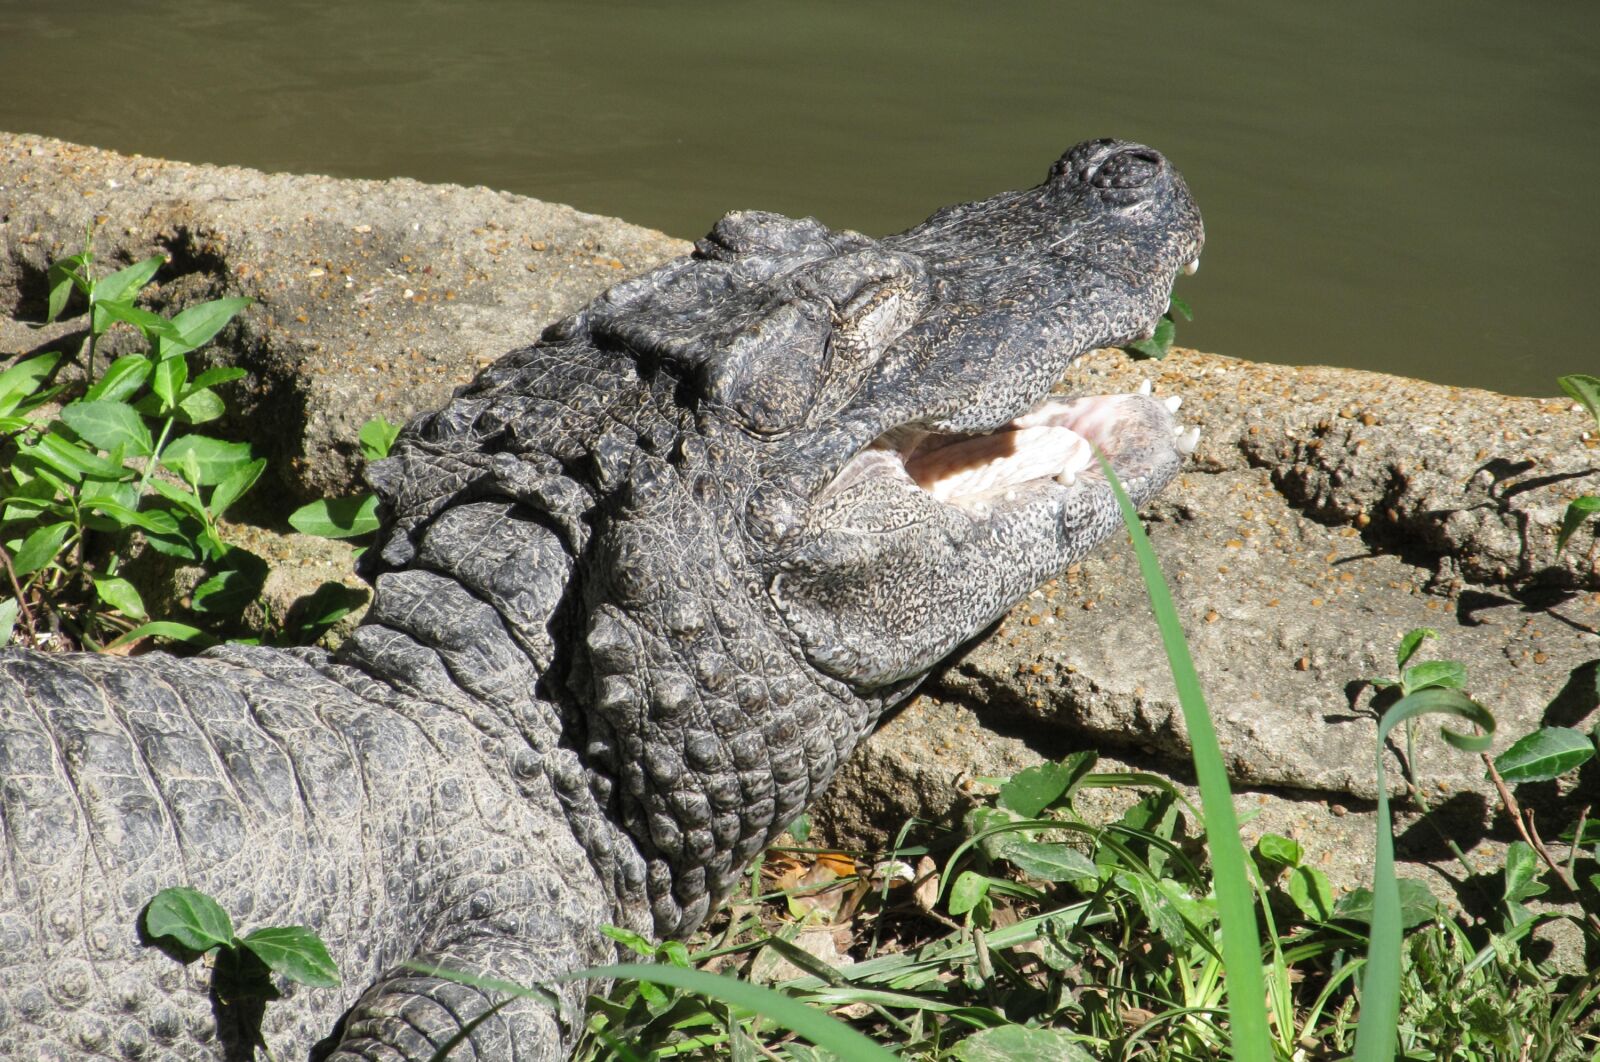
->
[907,425,1091,502]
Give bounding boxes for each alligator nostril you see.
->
[1090,149,1163,190]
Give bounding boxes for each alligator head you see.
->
[367,139,1203,935]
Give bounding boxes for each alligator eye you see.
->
[1090,149,1163,190]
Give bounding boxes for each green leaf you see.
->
[1557,495,1600,552]
[786,812,812,844]
[191,551,269,616]
[46,252,91,322]
[0,351,62,416]
[138,532,199,562]
[1492,726,1595,783]
[208,459,266,518]
[151,355,188,412]
[1336,879,1443,930]
[86,500,179,536]
[288,494,380,539]
[240,926,340,988]
[93,255,164,306]
[22,432,133,480]
[143,886,235,953]
[1098,453,1276,1061]
[175,388,225,425]
[106,620,214,650]
[947,871,991,916]
[953,1025,1096,1062]
[12,521,72,575]
[1287,865,1334,922]
[146,477,209,520]
[1395,627,1437,671]
[1351,684,1494,1062]
[359,415,403,461]
[558,963,900,1062]
[92,299,180,341]
[280,583,368,646]
[1114,870,1190,948]
[83,354,154,404]
[186,366,248,392]
[1001,840,1099,883]
[1255,833,1304,869]
[159,297,252,359]
[159,435,255,485]
[1168,294,1193,321]
[93,576,147,619]
[1400,658,1466,695]
[1502,841,1549,905]
[1558,373,1600,430]
[60,400,153,456]
[0,597,17,647]
[997,759,1079,818]
[599,924,660,959]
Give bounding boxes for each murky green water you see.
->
[2,1,1595,395]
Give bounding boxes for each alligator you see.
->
[0,138,1203,1060]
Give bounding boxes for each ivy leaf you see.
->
[1492,726,1596,783]
[240,926,340,989]
[144,886,236,953]
[60,400,153,457]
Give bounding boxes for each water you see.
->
[2,0,1595,395]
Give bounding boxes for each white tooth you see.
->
[1137,379,1153,396]
[1163,395,1183,412]
[1176,426,1200,454]
[1184,257,1200,275]
[1056,469,1077,487]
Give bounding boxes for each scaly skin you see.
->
[0,139,1203,1059]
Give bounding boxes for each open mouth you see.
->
[824,381,1201,510]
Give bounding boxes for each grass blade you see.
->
[1353,687,1493,1062]
[1099,454,1272,1061]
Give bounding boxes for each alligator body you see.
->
[0,140,1202,1059]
